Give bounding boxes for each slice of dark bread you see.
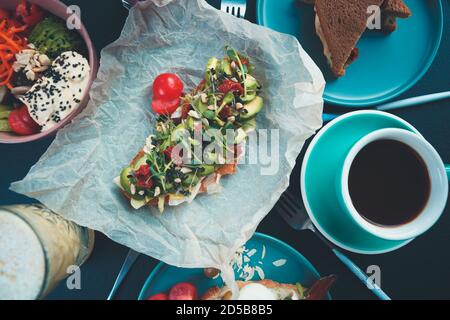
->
[298,0,411,33]
[382,0,412,18]
[382,13,398,33]
[381,0,412,34]
[315,0,384,77]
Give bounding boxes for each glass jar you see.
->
[0,204,95,300]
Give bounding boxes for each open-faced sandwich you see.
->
[146,276,336,300]
[299,0,411,77]
[0,1,90,135]
[115,47,264,212]
[202,276,336,300]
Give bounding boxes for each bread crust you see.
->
[382,0,412,18]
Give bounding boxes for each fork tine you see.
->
[277,200,304,229]
[220,1,247,18]
[239,4,247,18]
[276,190,311,228]
[220,2,227,12]
[280,197,299,216]
[284,190,301,206]
[277,200,296,219]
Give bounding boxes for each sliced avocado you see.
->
[219,92,235,109]
[195,99,216,120]
[206,57,219,72]
[243,74,259,90]
[240,96,264,120]
[220,59,233,76]
[132,155,147,170]
[119,168,132,192]
[120,166,144,201]
[241,75,259,102]
[240,91,257,103]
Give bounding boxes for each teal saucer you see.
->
[138,233,329,300]
[301,111,420,254]
[256,0,443,107]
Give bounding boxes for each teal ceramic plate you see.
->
[257,0,443,107]
[138,232,330,300]
[301,111,420,254]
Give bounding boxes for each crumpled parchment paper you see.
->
[11,0,324,291]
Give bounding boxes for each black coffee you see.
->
[348,139,431,226]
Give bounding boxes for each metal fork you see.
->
[124,0,248,19]
[107,249,140,300]
[276,191,392,300]
[220,0,247,18]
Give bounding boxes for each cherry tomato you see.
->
[153,73,184,100]
[151,97,180,115]
[147,293,168,300]
[15,0,45,27]
[8,105,40,136]
[168,282,197,300]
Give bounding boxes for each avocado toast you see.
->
[115,47,264,213]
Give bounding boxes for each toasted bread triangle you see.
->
[315,0,385,77]
[383,0,412,18]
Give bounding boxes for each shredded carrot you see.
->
[0,20,27,88]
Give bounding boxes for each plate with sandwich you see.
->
[138,233,336,300]
[257,0,443,107]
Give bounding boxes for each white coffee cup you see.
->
[340,128,449,241]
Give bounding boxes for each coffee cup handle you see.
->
[446,164,450,180]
